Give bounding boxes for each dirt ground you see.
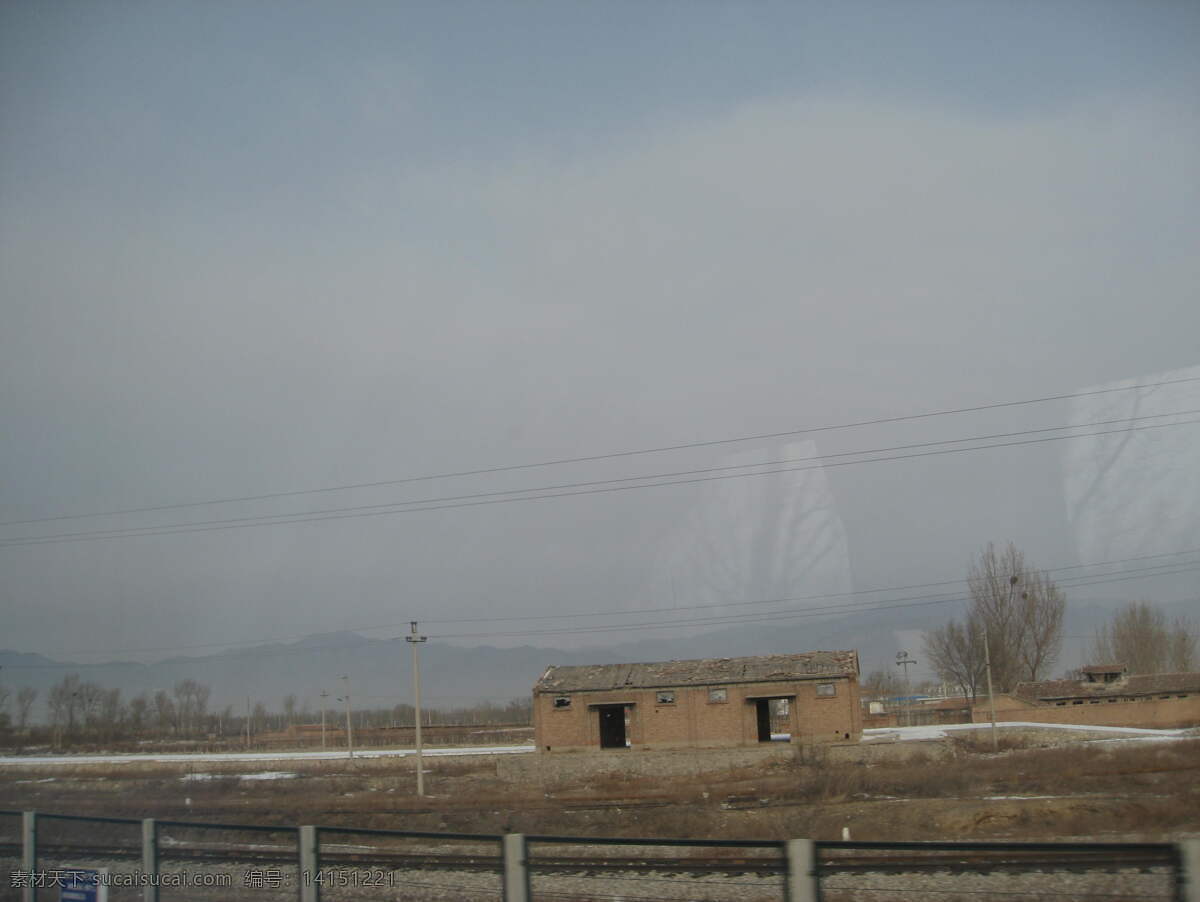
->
[2,731,1198,844]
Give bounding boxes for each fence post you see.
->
[141,818,158,902]
[1182,839,1200,902]
[22,811,37,902]
[502,833,530,902]
[299,825,320,902]
[785,838,818,902]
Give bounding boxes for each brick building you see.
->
[973,665,1200,730]
[533,650,862,752]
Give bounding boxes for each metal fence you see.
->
[3,809,1199,902]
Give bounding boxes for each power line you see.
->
[4,413,1197,549]
[35,546,1198,658]
[5,375,1198,528]
[10,584,1199,670]
[422,548,1200,625]
[11,549,1200,663]
[423,565,1200,640]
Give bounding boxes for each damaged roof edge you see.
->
[533,650,859,693]
[535,673,853,694]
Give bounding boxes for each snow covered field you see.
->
[864,721,1193,742]
[0,744,535,766]
[1,722,1190,767]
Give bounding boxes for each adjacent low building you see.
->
[533,650,862,752]
[976,664,1200,730]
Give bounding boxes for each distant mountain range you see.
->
[1,598,1180,722]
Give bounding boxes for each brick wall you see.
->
[534,675,861,752]
[972,692,1200,730]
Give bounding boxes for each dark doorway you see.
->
[598,705,627,749]
[755,699,772,742]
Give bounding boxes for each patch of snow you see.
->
[983,795,1062,800]
[0,744,536,766]
[861,722,1192,743]
[239,771,297,781]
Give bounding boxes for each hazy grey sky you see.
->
[2,1,1198,666]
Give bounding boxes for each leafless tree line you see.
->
[30,675,223,743]
[0,685,40,730]
[1088,601,1197,674]
[1,674,531,747]
[860,669,942,700]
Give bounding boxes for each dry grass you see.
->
[2,737,1197,842]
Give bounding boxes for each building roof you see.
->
[1080,664,1126,674]
[1013,671,1200,703]
[535,651,859,693]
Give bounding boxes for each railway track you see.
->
[0,842,1175,875]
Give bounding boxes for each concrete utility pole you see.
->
[339,675,354,760]
[319,690,329,750]
[983,623,998,752]
[245,697,251,747]
[407,621,428,796]
[896,652,917,726]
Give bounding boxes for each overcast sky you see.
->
[2,1,1198,668]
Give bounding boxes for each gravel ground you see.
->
[0,856,1180,901]
[818,865,1175,902]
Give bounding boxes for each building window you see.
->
[816,683,836,697]
[656,690,676,705]
[553,696,571,709]
[708,688,728,703]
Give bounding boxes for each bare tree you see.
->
[195,683,211,733]
[1016,568,1066,682]
[923,616,987,700]
[282,694,297,725]
[127,694,149,735]
[16,688,37,729]
[861,669,902,700]
[252,702,268,733]
[967,543,1065,690]
[169,680,212,736]
[1090,602,1197,673]
[98,688,122,739]
[77,681,106,732]
[48,674,83,732]
[153,690,176,734]
[1169,617,1197,672]
[174,680,196,733]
